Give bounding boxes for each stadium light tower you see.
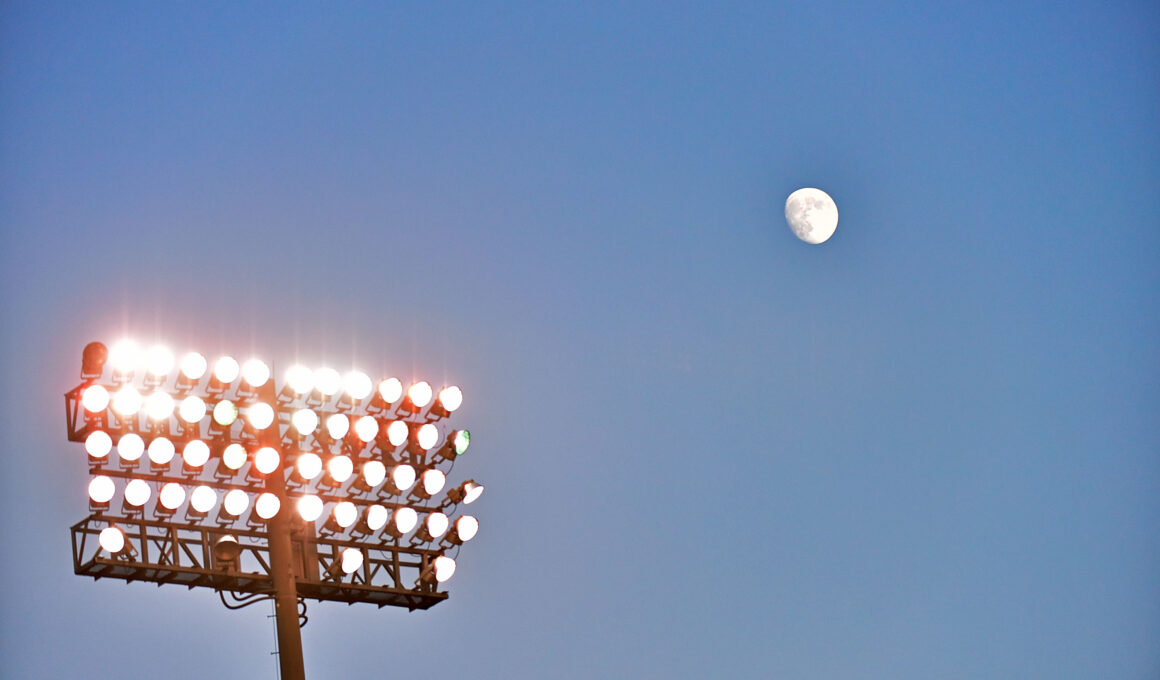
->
[65,340,484,680]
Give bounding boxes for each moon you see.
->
[785,187,839,244]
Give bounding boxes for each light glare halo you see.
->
[88,476,115,503]
[223,489,249,516]
[340,548,364,574]
[241,359,270,387]
[455,515,479,542]
[112,386,142,416]
[254,447,280,474]
[145,345,174,377]
[109,340,139,374]
[145,391,175,420]
[438,386,463,412]
[421,468,446,496]
[180,352,207,380]
[386,420,409,447]
[315,368,341,396]
[344,371,372,400]
[433,555,456,583]
[179,395,207,423]
[393,507,418,534]
[291,409,318,435]
[333,501,357,527]
[327,455,354,483]
[81,385,110,413]
[213,400,239,426]
[148,437,176,465]
[117,433,144,461]
[221,443,247,470]
[391,464,416,492]
[99,527,126,553]
[417,423,439,450]
[354,415,378,442]
[190,486,217,513]
[285,365,314,395]
[362,460,386,487]
[425,512,449,538]
[366,505,389,531]
[85,430,113,458]
[124,478,151,506]
[183,439,210,468]
[407,381,433,408]
[297,495,324,522]
[213,356,240,383]
[296,452,323,480]
[159,482,186,510]
[248,403,275,430]
[377,377,403,403]
[325,413,349,439]
[255,492,281,519]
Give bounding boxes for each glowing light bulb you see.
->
[285,365,313,395]
[315,368,340,396]
[433,555,456,582]
[366,505,389,531]
[325,413,349,439]
[391,464,416,492]
[291,409,318,435]
[407,381,433,408]
[421,469,446,496]
[248,403,274,430]
[109,340,139,374]
[254,447,280,474]
[159,482,186,510]
[241,359,270,387]
[180,352,207,380]
[145,391,175,420]
[117,433,144,462]
[85,430,112,458]
[393,507,418,534]
[425,512,449,539]
[437,386,463,412]
[178,395,206,423]
[377,377,403,403]
[124,479,151,506]
[452,429,471,455]
[417,423,439,450]
[213,356,239,383]
[255,492,281,519]
[99,527,126,553]
[333,501,357,528]
[340,548,363,574]
[148,437,175,465]
[183,439,210,468]
[223,489,249,516]
[362,460,386,487]
[327,455,353,483]
[145,345,174,377]
[386,420,409,447]
[297,495,324,522]
[112,386,142,416]
[81,385,110,412]
[296,452,322,480]
[88,476,115,503]
[190,486,217,513]
[463,482,485,504]
[354,415,378,442]
[213,400,238,426]
[344,371,372,400]
[454,515,479,542]
[221,443,247,470]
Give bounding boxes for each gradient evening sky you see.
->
[1,3,1157,678]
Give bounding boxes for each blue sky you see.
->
[1,2,1157,678]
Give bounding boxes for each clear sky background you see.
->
[1,2,1157,678]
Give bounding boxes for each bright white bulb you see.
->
[124,479,151,506]
[393,507,418,534]
[255,493,281,519]
[145,345,174,377]
[425,512,449,539]
[297,495,324,522]
[112,386,142,416]
[85,430,112,458]
[354,415,378,442]
[437,386,463,412]
[391,464,416,492]
[340,547,364,574]
[296,452,322,480]
[291,409,318,435]
[117,433,144,462]
[386,420,409,447]
[180,352,207,380]
[223,489,249,516]
[327,455,353,483]
[333,501,357,528]
[344,371,372,400]
[109,340,139,374]
[148,437,175,465]
[421,469,446,496]
[248,403,274,430]
[325,413,349,439]
[315,368,341,396]
[254,447,280,474]
[159,482,186,510]
[366,505,389,531]
[407,381,433,408]
[213,356,240,383]
[81,385,110,413]
[285,365,314,395]
[241,359,270,387]
[433,555,456,583]
[417,423,439,451]
[99,527,126,553]
[213,400,239,426]
[463,482,485,505]
[145,391,175,420]
[221,443,247,470]
[178,395,206,423]
[88,476,115,503]
[190,486,217,513]
[455,515,479,542]
[377,378,403,403]
[183,439,210,468]
[362,460,386,487]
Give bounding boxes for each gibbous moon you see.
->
[785,187,839,244]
